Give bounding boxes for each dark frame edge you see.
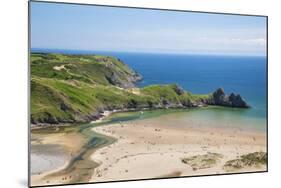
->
[28,1,31,188]
[265,16,269,172]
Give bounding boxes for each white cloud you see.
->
[45,27,266,56]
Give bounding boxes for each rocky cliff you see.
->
[208,88,249,108]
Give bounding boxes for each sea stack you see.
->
[211,88,250,108]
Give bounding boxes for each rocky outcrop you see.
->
[209,88,249,108]
[105,70,142,88]
[127,71,143,87]
[182,152,223,171]
[173,84,185,95]
[223,152,267,172]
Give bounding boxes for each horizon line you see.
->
[30,47,267,58]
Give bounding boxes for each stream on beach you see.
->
[30,106,266,183]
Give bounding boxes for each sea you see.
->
[31,48,267,132]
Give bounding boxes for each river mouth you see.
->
[30,122,116,185]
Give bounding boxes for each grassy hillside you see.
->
[30,53,247,125]
[31,53,142,88]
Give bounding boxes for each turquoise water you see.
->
[99,107,266,132]
[31,49,267,132]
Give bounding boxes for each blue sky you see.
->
[30,2,267,56]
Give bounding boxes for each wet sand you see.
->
[30,129,88,186]
[31,144,68,175]
[90,117,266,182]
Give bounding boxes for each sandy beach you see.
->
[90,116,266,182]
[30,110,267,186]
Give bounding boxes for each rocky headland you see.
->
[30,53,249,125]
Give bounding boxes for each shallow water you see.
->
[103,107,266,133]
[31,144,68,175]
[30,123,115,181]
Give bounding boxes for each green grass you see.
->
[141,84,211,106]
[31,79,75,124]
[31,53,139,86]
[141,85,181,103]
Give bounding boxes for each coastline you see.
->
[31,103,252,129]
[31,106,179,128]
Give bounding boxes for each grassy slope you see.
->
[31,53,139,86]
[31,53,211,124]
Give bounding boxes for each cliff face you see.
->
[105,70,142,88]
[30,53,249,125]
